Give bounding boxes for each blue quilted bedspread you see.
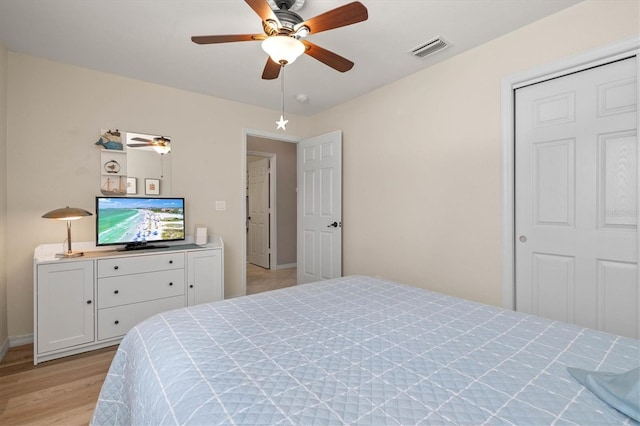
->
[92,276,640,425]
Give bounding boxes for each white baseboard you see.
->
[10,333,34,347]
[0,337,9,362]
[0,334,29,362]
[274,263,296,270]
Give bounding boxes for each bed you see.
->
[92,276,639,425]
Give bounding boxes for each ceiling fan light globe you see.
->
[294,26,310,38]
[262,36,305,65]
[153,145,171,155]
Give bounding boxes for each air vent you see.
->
[408,37,449,58]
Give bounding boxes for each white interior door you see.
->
[515,57,638,338]
[297,131,342,284]
[248,157,270,268]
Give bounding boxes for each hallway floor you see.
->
[246,263,297,295]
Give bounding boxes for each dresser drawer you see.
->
[98,252,185,277]
[97,269,185,308]
[98,296,185,340]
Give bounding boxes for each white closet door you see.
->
[515,57,638,338]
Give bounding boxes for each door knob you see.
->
[327,222,338,228]
[519,235,527,242]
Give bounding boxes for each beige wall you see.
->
[6,54,309,337]
[0,41,7,348]
[309,0,640,307]
[3,0,639,340]
[247,136,297,266]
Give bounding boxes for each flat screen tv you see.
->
[96,196,185,250]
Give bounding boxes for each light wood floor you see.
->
[246,262,297,294]
[0,344,117,425]
[0,266,296,425]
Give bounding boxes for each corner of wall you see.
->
[0,40,8,356]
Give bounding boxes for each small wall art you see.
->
[95,129,123,150]
[126,177,137,195]
[101,176,126,195]
[104,159,121,174]
[145,178,160,195]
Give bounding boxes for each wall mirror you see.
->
[125,131,172,196]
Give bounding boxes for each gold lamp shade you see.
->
[42,206,93,257]
[42,206,93,221]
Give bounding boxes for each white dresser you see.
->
[33,237,224,364]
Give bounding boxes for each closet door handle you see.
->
[327,221,338,228]
[114,290,119,294]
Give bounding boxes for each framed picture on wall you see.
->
[126,177,137,194]
[145,178,160,195]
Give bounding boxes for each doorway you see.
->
[244,132,299,295]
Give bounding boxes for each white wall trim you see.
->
[241,129,301,296]
[0,337,9,362]
[501,36,640,310]
[9,333,33,347]
[275,262,296,270]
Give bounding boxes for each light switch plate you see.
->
[215,201,226,211]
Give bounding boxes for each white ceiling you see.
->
[0,0,582,116]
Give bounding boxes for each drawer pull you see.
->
[169,260,173,264]
[114,290,119,294]
[169,282,173,286]
[114,265,119,270]
[190,285,194,288]
[114,320,119,325]
[86,300,92,304]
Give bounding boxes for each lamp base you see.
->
[55,252,84,258]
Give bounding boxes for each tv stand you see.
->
[118,243,169,251]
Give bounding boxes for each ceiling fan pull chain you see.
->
[281,65,285,118]
[276,64,289,130]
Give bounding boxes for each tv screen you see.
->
[96,197,185,248]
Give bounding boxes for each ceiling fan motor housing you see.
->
[274,9,303,32]
[274,0,298,11]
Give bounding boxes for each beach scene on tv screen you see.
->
[98,198,184,245]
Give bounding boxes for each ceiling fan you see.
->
[128,136,170,148]
[128,136,171,154]
[191,0,368,80]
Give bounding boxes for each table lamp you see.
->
[42,206,93,258]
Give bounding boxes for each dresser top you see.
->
[34,236,223,263]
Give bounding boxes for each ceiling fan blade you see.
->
[127,143,153,148]
[302,41,354,73]
[131,137,151,142]
[191,34,265,44]
[262,58,281,80]
[297,1,368,35]
[245,0,280,25]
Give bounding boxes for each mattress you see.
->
[92,275,640,425]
